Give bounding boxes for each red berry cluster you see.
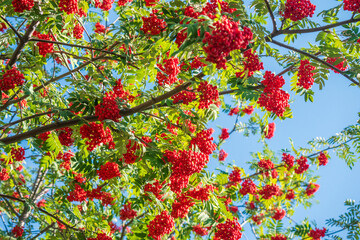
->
[141,11,167,35]
[294,156,309,174]
[36,199,46,208]
[172,89,196,105]
[59,0,78,14]
[282,153,294,170]
[309,227,326,240]
[252,214,264,225]
[265,122,276,139]
[305,182,320,196]
[73,171,86,183]
[57,127,74,146]
[120,202,137,220]
[259,184,281,199]
[101,192,115,206]
[94,0,114,11]
[193,225,209,236]
[236,50,264,78]
[239,179,257,195]
[203,16,252,69]
[113,79,131,100]
[297,60,316,89]
[281,0,316,21]
[147,211,174,240]
[95,92,121,122]
[344,0,360,12]
[0,23,7,32]
[38,131,51,142]
[228,167,241,184]
[95,22,106,34]
[57,150,74,170]
[144,0,159,7]
[144,179,163,200]
[0,168,10,181]
[165,150,209,193]
[79,122,115,151]
[12,0,34,12]
[258,71,290,117]
[36,34,54,57]
[326,57,348,73]
[219,149,228,161]
[243,105,254,115]
[156,57,180,86]
[214,219,242,240]
[73,24,84,39]
[175,29,187,47]
[97,162,121,180]
[271,234,287,240]
[318,152,328,166]
[171,194,195,218]
[272,208,286,220]
[229,106,240,116]
[118,0,132,6]
[123,140,141,164]
[12,225,24,237]
[187,185,214,201]
[87,186,115,206]
[183,0,235,20]
[197,81,219,109]
[88,233,112,240]
[286,189,295,200]
[77,8,86,17]
[219,128,230,140]
[0,67,25,91]
[258,159,276,177]
[190,128,217,155]
[11,147,25,162]
[67,184,87,202]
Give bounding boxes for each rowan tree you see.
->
[0,0,360,239]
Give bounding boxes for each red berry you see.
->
[318,152,328,166]
[344,0,360,13]
[297,59,316,89]
[120,202,137,220]
[0,67,25,91]
[308,227,326,240]
[214,219,242,240]
[141,11,167,35]
[147,211,174,240]
[97,162,121,180]
[197,81,219,109]
[73,24,84,39]
[12,0,34,12]
[281,0,316,21]
[59,0,78,14]
[265,122,276,139]
[12,226,24,238]
[305,182,320,196]
[203,16,252,69]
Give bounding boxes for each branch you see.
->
[7,20,39,68]
[306,138,355,158]
[263,0,277,33]
[1,42,120,110]
[0,16,22,39]
[268,39,360,86]
[272,18,360,36]
[30,222,56,240]
[29,38,128,62]
[0,111,54,130]
[0,194,82,231]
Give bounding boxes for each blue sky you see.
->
[207,0,360,236]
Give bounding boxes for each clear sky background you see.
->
[207,0,360,237]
